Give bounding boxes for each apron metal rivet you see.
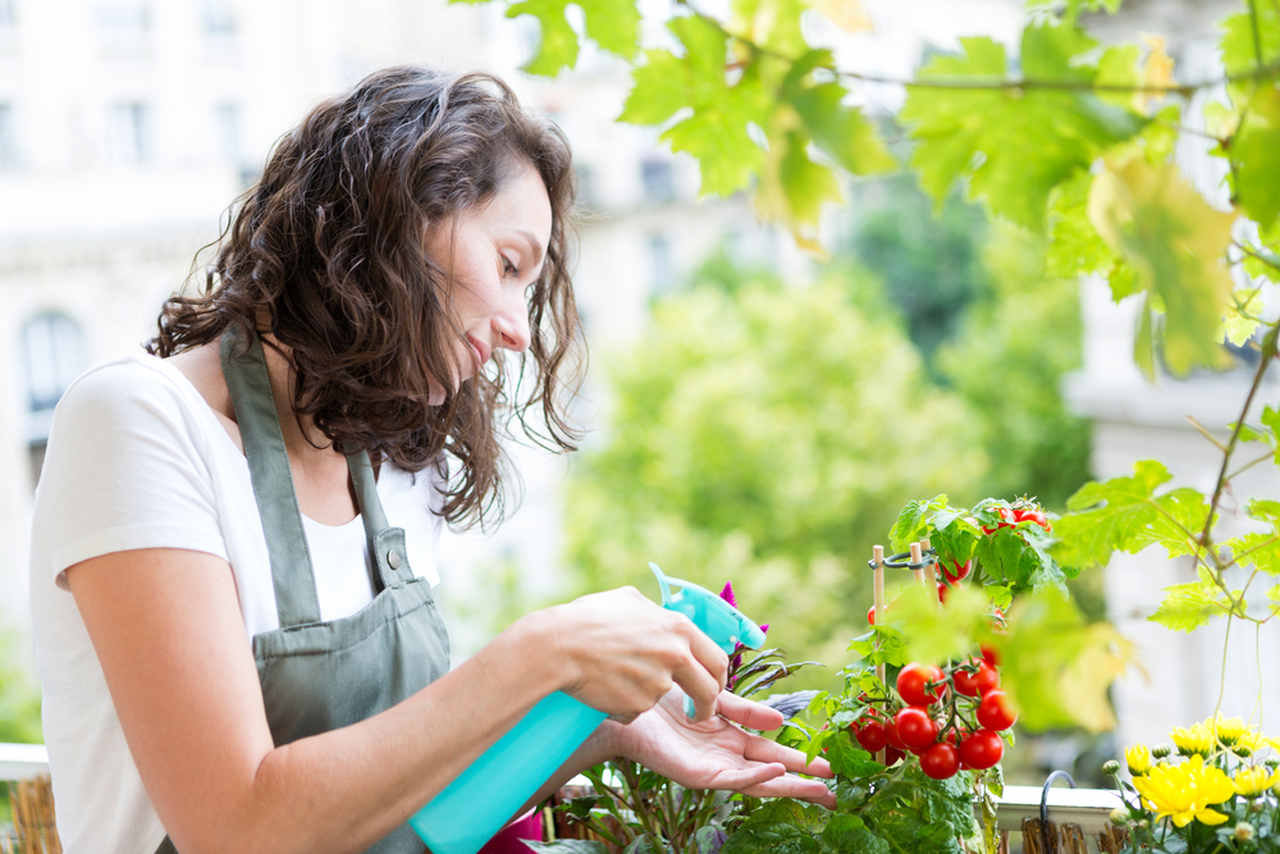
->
[387,549,402,569]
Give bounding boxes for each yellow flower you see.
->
[1208,715,1248,747]
[1232,730,1267,757]
[1133,755,1236,828]
[1126,744,1153,775]
[1234,765,1280,797]
[1172,722,1215,757]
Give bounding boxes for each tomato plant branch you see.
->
[1185,415,1229,452]
[1214,609,1234,721]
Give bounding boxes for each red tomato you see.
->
[958,730,1004,769]
[867,605,877,625]
[976,690,1017,731]
[980,644,1000,668]
[942,559,971,583]
[973,662,1000,696]
[896,663,945,706]
[951,659,984,697]
[883,717,908,751]
[881,745,905,766]
[920,742,960,779]
[894,706,939,750]
[854,719,889,752]
[937,582,949,604]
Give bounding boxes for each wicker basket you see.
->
[4,775,61,854]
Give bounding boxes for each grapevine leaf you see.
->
[1148,577,1230,632]
[1087,152,1238,376]
[1232,420,1273,445]
[730,0,808,56]
[782,74,896,176]
[1231,87,1280,232]
[902,22,1144,232]
[504,0,581,76]
[1054,460,1180,569]
[1263,405,1280,464]
[1222,288,1263,346]
[1147,488,1211,560]
[1220,2,1280,104]
[577,0,642,60]
[619,16,772,196]
[991,587,1131,732]
[1095,43,1139,109]
[754,125,845,227]
[1224,531,1280,576]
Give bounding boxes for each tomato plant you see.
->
[976,690,1017,731]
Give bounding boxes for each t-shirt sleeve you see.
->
[32,360,228,591]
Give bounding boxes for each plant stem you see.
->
[1214,610,1234,722]
[1186,415,1229,451]
[1226,450,1274,481]
[1197,325,1278,564]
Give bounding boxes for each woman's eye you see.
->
[501,256,519,278]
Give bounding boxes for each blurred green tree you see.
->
[563,263,988,675]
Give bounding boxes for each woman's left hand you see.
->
[610,688,836,809]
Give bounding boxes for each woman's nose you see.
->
[492,301,531,353]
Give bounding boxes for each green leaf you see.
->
[505,0,581,76]
[755,128,846,227]
[522,841,610,854]
[1231,87,1280,232]
[823,738,884,781]
[993,587,1131,731]
[1133,303,1156,381]
[1087,152,1238,376]
[1147,488,1211,559]
[619,16,772,196]
[902,23,1144,232]
[1220,2,1280,101]
[783,73,896,176]
[721,799,830,854]
[1095,43,1139,109]
[1148,576,1230,631]
[1225,531,1280,576]
[578,0,641,59]
[889,494,951,552]
[1221,288,1263,346]
[881,582,991,666]
[1264,405,1280,464]
[1055,460,1193,570]
[821,815,891,854]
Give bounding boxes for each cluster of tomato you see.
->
[849,650,1017,780]
[982,501,1051,535]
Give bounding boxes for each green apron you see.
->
[155,325,451,853]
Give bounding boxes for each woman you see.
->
[28,66,834,854]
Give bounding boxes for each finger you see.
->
[711,761,787,792]
[674,612,730,692]
[715,692,785,731]
[741,773,837,808]
[743,734,834,778]
[671,657,722,722]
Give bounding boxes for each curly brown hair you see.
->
[147,65,584,528]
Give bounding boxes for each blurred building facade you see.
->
[0,0,799,661]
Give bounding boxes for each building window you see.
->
[0,102,16,169]
[106,101,149,165]
[647,231,674,295]
[21,312,88,485]
[640,157,676,204]
[572,161,598,211]
[94,1,151,54]
[201,0,236,35]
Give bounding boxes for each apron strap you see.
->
[346,450,409,593]
[220,325,322,627]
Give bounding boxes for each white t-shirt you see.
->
[27,347,447,854]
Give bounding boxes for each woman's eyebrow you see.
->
[515,229,545,269]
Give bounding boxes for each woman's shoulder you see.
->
[51,345,227,450]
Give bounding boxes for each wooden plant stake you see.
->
[910,541,925,586]
[871,544,886,765]
[921,537,939,591]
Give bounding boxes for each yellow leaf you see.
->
[1137,33,1175,113]
[808,0,873,33]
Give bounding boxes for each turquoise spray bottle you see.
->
[407,563,768,854]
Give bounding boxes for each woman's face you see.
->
[424,159,553,405]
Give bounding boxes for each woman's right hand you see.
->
[540,587,730,725]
